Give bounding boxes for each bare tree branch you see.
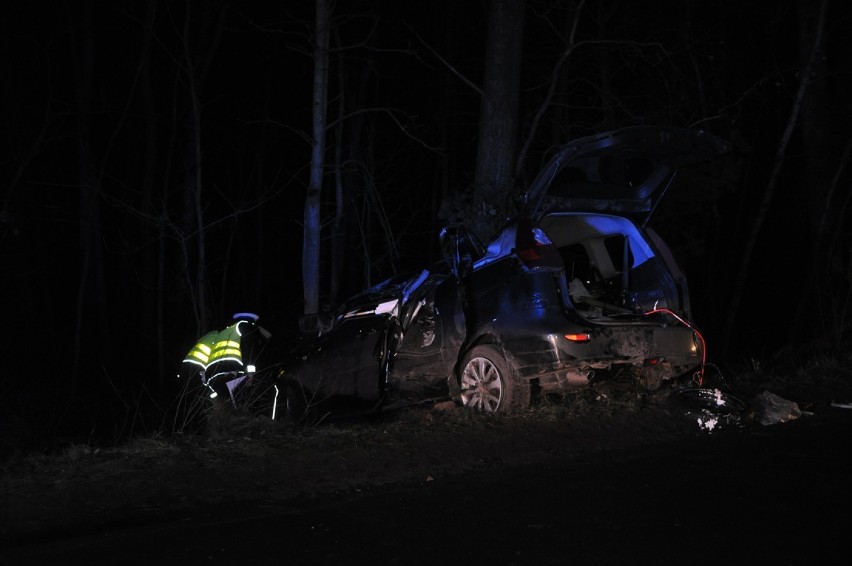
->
[405,23,482,97]
[327,107,444,153]
[515,0,586,177]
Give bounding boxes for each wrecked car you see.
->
[277,126,731,421]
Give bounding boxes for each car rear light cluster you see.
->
[515,224,562,269]
[644,306,706,384]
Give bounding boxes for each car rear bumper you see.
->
[503,324,700,392]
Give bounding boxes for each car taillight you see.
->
[516,226,562,269]
[564,333,591,343]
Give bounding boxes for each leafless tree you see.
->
[303,0,330,316]
[471,0,526,241]
[69,0,107,394]
[720,0,829,357]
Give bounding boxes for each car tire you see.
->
[459,345,527,412]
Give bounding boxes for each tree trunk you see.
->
[472,0,525,241]
[178,0,227,331]
[183,8,208,331]
[786,0,834,347]
[136,1,167,395]
[304,0,330,315]
[70,0,107,394]
[329,41,346,309]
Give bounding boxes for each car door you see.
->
[321,298,398,402]
[387,272,457,400]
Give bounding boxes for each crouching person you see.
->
[181,312,264,410]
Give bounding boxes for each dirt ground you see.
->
[2,365,851,548]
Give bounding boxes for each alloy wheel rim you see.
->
[460,356,503,412]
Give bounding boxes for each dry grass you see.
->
[0,387,635,485]
[3,352,849,476]
[3,351,851,544]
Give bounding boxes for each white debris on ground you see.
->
[697,415,719,431]
[694,389,804,431]
[695,389,729,432]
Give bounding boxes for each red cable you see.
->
[644,307,706,386]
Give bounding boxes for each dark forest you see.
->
[2,0,851,447]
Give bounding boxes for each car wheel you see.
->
[459,345,522,412]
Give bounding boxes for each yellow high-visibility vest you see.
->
[207,323,245,366]
[183,331,218,370]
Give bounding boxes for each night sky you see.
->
[2,0,851,447]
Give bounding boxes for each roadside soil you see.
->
[3,366,851,548]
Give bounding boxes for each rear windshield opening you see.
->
[541,213,676,320]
